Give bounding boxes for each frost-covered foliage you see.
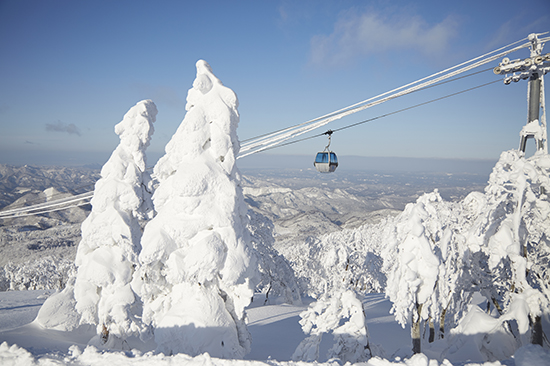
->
[293,290,371,363]
[443,304,521,362]
[0,256,75,291]
[379,189,476,336]
[247,209,301,305]
[380,189,475,333]
[291,229,385,299]
[291,219,388,361]
[374,149,550,355]
[380,192,444,352]
[466,150,550,344]
[52,100,157,346]
[134,61,257,358]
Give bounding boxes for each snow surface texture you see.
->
[134,60,257,358]
[37,100,158,344]
[3,290,550,365]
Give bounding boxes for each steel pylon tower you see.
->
[494,33,550,154]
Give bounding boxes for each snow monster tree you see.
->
[73,100,157,346]
[381,192,442,354]
[468,150,550,346]
[135,60,257,358]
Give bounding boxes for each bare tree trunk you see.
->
[440,302,451,339]
[412,303,423,354]
[439,307,447,339]
[428,317,435,343]
[360,302,373,358]
[492,297,504,315]
[532,315,543,346]
[264,282,272,305]
[101,323,109,344]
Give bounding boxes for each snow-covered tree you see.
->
[380,191,442,354]
[134,60,257,358]
[72,99,157,347]
[292,228,385,299]
[247,209,301,305]
[467,150,550,346]
[292,224,384,361]
[292,290,371,363]
[0,256,75,291]
[424,193,478,342]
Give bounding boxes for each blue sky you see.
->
[0,0,549,167]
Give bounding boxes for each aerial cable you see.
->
[238,68,504,158]
[308,37,530,121]
[239,37,531,156]
[240,67,493,144]
[0,182,96,213]
[239,39,532,158]
[241,37,529,145]
[332,79,502,133]
[0,191,93,216]
[0,191,93,218]
[250,79,502,155]
[0,200,93,219]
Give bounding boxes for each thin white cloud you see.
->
[45,121,81,136]
[278,4,289,23]
[310,9,459,67]
[485,13,549,51]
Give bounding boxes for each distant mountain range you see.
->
[0,163,488,289]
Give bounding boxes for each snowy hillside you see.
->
[0,164,486,292]
[0,164,99,211]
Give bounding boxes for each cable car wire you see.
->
[331,79,502,134]
[240,36,529,144]
[1,200,93,219]
[2,35,543,219]
[0,182,97,213]
[239,67,493,144]
[0,192,93,218]
[251,78,502,154]
[238,37,532,156]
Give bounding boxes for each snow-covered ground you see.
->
[1,290,548,365]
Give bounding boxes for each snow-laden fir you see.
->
[0,61,550,366]
[36,100,158,343]
[134,60,257,358]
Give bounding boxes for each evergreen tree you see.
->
[468,150,550,345]
[135,61,257,358]
[73,100,156,346]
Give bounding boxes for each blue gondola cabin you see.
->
[314,151,338,173]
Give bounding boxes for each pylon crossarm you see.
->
[494,34,550,85]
